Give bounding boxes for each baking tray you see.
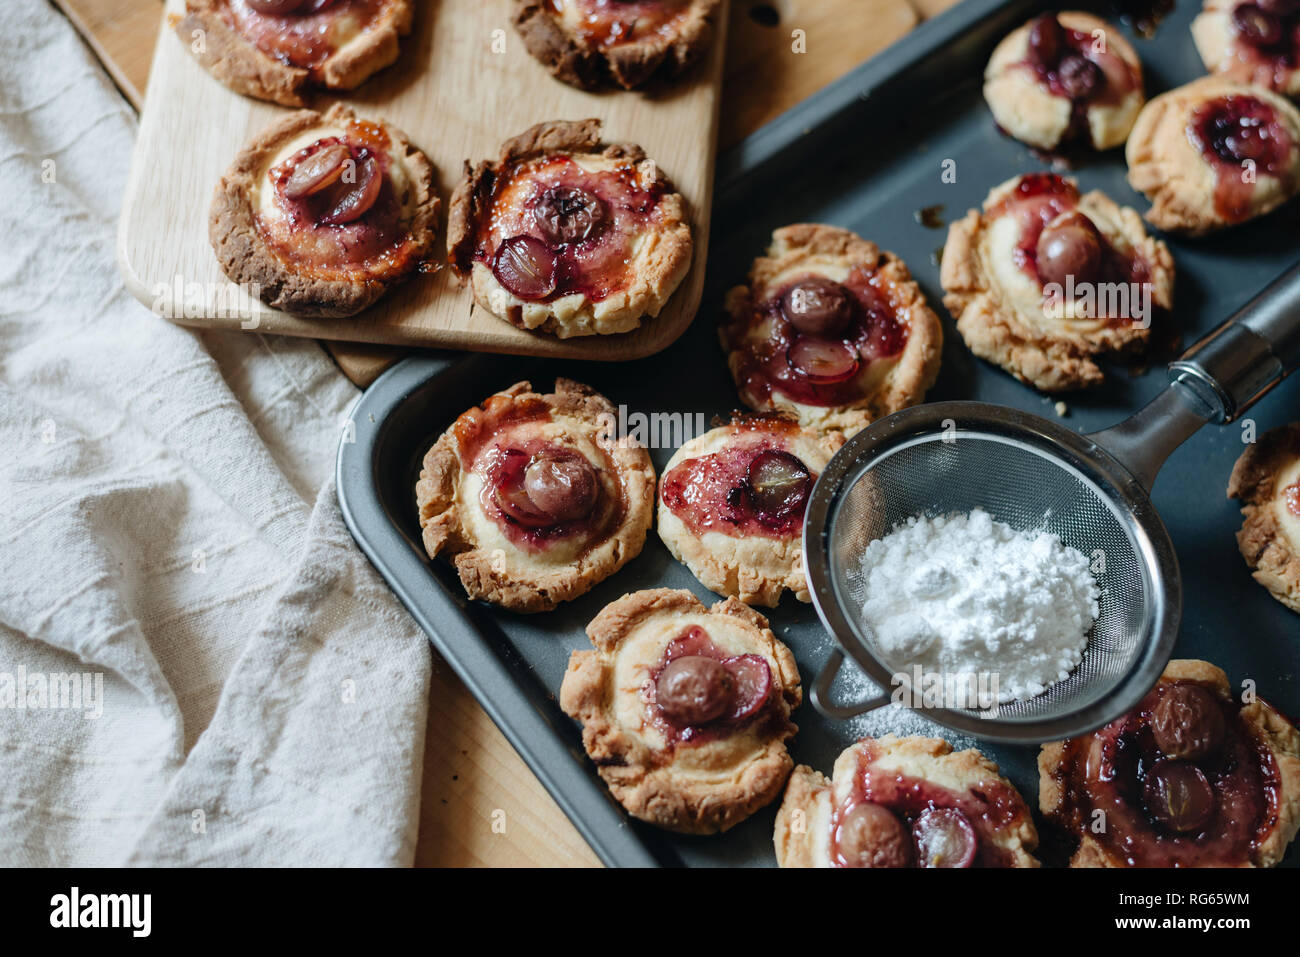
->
[338,0,1300,867]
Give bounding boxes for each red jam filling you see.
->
[1188,94,1295,222]
[727,267,909,408]
[1284,480,1300,517]
[642,626,778,745]
[660,433,815,539]
[545,0,692,48]
[475,155,664,304]
[264,126,418,279]
[989,173,1152,323]
[1018,14,1138,145]
[829,740,1029,868]
[223,0,392,72]
[1049,679,1280,867]
[1225,2,1300,88]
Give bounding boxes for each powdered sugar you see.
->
[858,509,1099,703]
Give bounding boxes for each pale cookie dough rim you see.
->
[1192,0,1300,99]
[719,223,944,436]
[940,174,1175,393]
[1038,658,1300,868]
[174,0,413,106]
[1228,421,1300,614]
[982,10,1145,152]
[446,118,694,339]
[655,416,845,607]
[415,378,656,614]
[559,588,801,835]
[1125,76,1300,235]
[774,734,1041,868]
[511,0,721,91]
[209,103,439,319]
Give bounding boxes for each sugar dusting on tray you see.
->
[858,509,1099,704]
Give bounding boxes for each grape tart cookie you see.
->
[415,379,655,614]
[175,0,412,106]
[209,104,438,318]
[1040,659,1300,867]
[512,0,721,91]
[941,172,1174,392]
[448,120,693,338]
[774,735,1040,868]
[658,415,843,607]
[1228,421,1300,613]
[720,225,943,435]
[1193,0,1300,98]
[560,589,801,834]
[1126,77,1300,234]
[984,12,1145,152]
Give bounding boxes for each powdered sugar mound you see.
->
[859,509,1099,703]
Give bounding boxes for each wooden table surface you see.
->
[59,0,958,866]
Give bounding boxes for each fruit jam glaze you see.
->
[729,268,908,407]
[545,0,693,48]
[643,626,779,745]
[474,155,665,304]
[228,0,390,71]
[991,173,1150,317]
[829,740,1030,868]
[1189,93,1295,221]
[1050,679,1280,866]
[1228,2,1300,85]
[660,434,814,539]
[1018,14,1137,143]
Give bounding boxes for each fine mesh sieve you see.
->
[804,262,1300,743]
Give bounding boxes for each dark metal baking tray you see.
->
[338,0,1300,867]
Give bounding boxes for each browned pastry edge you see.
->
[560,588,801,834]
[1038,659,1300,868]
[720,223,944,435]
[208,103,438,318]
[1228,422,1300,613]
[174,0,412,106]
[415,379,656,613]
[511,0,721,91]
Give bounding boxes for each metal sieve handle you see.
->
[810,648,892,719]
[1091,259,1300,490]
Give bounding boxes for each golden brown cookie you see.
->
[941,172,1174,392]
[415,379,655,614]
[209,103,438,318]
[512,0,721,90]
[1039,659,1300,867]
[720,225,943,436]
[559,588,801,834]
[447,119,693,338]
[657,415,843,607]
[1126,77,1300,234]
[775,735,1039,868]
[1228,422,1300,613]
[174,0,412,106]
[984,12,1145,152]
[1192,0,1300,98]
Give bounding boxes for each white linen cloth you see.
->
[0,0,431,866]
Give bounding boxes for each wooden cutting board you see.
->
[117,0,726,360]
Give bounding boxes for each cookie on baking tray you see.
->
[209,103,439,318]
[559,588,801,834]
[175,0,412,106]
[1193,0,1300,98]
[775,735,1040,868]
[719,225,943,436]
[1126,77,1300,234]
[415,379,655,614]
[657,415,843,607]
[447,119,693,339]
[983,11,1145,152]
[1228,421,1300,613]
[1040,659,1300,867]
[512,0,721,91]
[941,172,1174,392]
